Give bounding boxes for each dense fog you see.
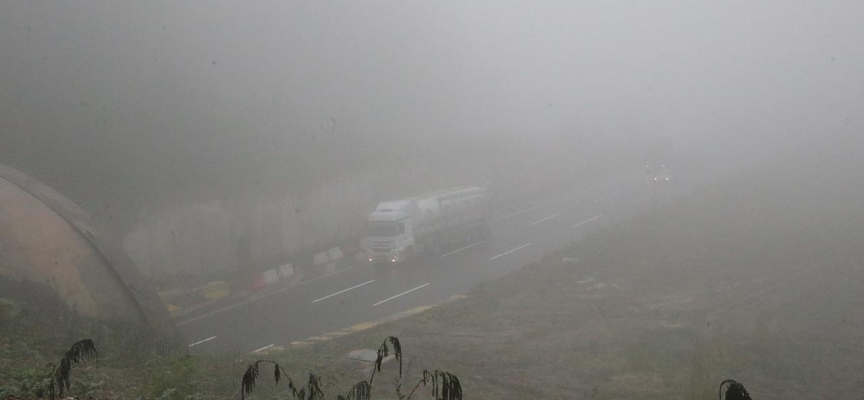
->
[3,2,864,398]
[3,1,861,233]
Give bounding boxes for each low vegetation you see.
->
[1,331,752,400]
[3,145,861,399]
[240,337,463,400]
[251,147,863,399]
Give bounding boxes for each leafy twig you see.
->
[369,336,402,388]
[407,370,462,400]
[240,360,296,400]
[52,339,98,399]
[719,379,752,400]
[339,381,371,400]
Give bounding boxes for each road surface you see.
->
[179,163,726,354]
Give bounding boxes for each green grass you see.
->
[3,143,864,399]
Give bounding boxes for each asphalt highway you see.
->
[179,162,726,355]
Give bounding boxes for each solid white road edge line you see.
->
[530,213,560,226]
[372,283,430,307]
[488,243,532,261]
[187,336,216,347]
[312,280,375,303]
[440,241,485,257]
[572,214,603,228]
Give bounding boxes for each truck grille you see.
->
[369,240,393,252]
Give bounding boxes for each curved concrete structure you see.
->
[0,163,178,343]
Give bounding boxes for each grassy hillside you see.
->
[256,138,864,399]
[3,137,862,399]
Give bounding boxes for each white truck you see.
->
[362,186,490,264]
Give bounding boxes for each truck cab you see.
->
[362,201,418,263]
[361,187,488,265]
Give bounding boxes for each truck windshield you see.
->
[366,222,397,237]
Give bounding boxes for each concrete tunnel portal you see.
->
[0,163,179,344]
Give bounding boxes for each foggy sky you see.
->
[1,1,861,225]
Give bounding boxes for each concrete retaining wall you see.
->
[0,164,178,342]
[121,149,619,279]
[122,165,447,277]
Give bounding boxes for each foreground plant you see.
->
[719,379,752,400]
[240,336,462,400]
[44,339,98,399]
[405,370,462,400]
[240,360,323,400]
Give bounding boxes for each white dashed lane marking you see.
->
[440,241,485,257]
[530,213,560,226]
[188,336,216,348]
[632,194,653,204]
[592,192,619,203]
[249,344,274,354]
[489,243,532,261]
[312,280,375,303]
[572,214,603,228]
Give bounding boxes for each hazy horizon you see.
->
[1,1,861,225]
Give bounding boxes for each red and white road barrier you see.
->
[245,262,299,292]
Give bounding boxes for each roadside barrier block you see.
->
[159,288,207,307]
[327,247,343,261]
[245,274,266,291]
[166,304,182,315]
[289,270,305,285]
[313,252,329,265]
[198,281,231,300]
[278,263,295,279]
[341,245,360,256]
[262,269,279,285]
